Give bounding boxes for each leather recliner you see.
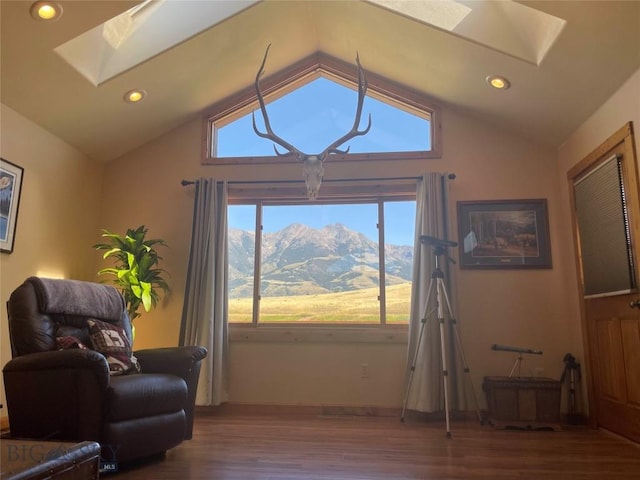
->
[3,276,207,464]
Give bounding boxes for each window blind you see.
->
[574,154,636,297]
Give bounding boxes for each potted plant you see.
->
[94,225,169,323]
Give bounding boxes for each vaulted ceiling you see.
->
[1,1,639,163]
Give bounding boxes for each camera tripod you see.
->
[561,353,581,424]
[401,236,481,437]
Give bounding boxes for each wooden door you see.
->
[568,122,640,443]
[585,294,640,441]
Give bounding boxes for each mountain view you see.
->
[228,223,414,299]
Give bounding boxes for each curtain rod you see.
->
[181,173,455,186]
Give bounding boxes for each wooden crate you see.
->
[483,376,561,430]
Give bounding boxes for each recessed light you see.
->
[30,1,63,21]
[124,89,146,103]
[486,75,511,90]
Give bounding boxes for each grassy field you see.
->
[229,283,412,324]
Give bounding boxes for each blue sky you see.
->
[229,201,415,247]
[218,77,431,157]
[224,76,423,247]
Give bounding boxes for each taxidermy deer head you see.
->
[252,45,372,200]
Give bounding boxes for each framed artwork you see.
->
[457,199,552,269]
[1,158,25,253]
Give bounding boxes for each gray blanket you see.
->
[27,276,125,321]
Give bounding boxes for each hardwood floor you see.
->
[113,410,640,479]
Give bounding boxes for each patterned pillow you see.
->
[56,336,88,350]
[87,319,139,375]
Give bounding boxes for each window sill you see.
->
[229,324,408,344]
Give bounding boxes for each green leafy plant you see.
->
[94,225,169,322]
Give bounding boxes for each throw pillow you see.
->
[56,335,88,350]
[87,319,139,375]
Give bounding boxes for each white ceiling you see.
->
[1,0,639,163]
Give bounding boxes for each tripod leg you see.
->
[439,279,483,425]
[401,278,436,421]
[436,279,452,438]
[450,323,482,423]
[569,369,576,416]
[509,354,522,378]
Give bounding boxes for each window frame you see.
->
[227,185,416,329]
[202,51,442,166]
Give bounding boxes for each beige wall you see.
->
[558,67,640,171]
[445,108,574,404]
[0,104,104,408]
[100,101,573,409]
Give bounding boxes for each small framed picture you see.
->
[457,199,552,269]
[1,158,25,253]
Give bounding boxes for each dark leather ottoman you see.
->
[0,439,100,479]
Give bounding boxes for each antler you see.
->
[251,45,372,200]
[252,44,301,159]
[323,53,372,157]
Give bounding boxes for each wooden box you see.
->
[483,376,561,430]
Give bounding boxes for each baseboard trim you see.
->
[195,403,481,421]
[196,403,402,417]
[563,413,588,425]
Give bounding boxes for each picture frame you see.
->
[457,199,552,269]
[1,158,25,254]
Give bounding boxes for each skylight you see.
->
[366,0,566,66]
[54,0,259,86]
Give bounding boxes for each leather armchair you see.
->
[3,277,207,464]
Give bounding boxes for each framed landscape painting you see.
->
[457,199,552,269]
[1,158,24,253]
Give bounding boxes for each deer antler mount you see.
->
[252,45,372,200]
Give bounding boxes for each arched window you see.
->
[203,52,441,164]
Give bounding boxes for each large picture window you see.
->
[228,199,415,326]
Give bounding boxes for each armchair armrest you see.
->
[133,346,207,440]
[3,350,111,441]
[3,349,110,389]
[134,346,207,376]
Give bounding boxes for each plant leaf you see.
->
[94,225,169,320]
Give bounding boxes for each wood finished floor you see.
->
[113,412,640,480]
